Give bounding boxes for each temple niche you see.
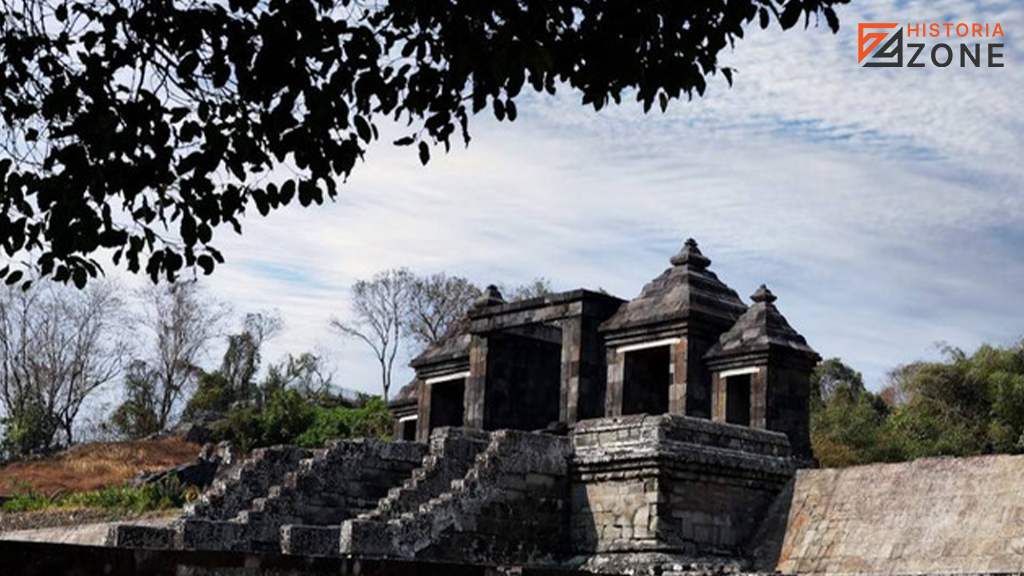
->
[394,238,819,459]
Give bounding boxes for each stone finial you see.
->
[751,284,777,304]
[670,238,711,269]
[475,284,506,308]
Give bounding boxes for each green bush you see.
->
[183,371,235,419]
[259,389,315,446]
[212,405,262,453]
[1,393,60,457]
[211,390,391,450]
[294,407,352,448]
[294,397,392,448]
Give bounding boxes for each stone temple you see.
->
[104,239,1024,576]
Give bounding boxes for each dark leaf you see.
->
[780,2,802,30]
[418,141,430,165]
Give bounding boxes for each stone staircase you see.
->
[184,445,313,522]
[109,427,572,567]
[176,437,426,552]
[340,429,573,565]
[280,426,491,556]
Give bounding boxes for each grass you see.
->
[0,479,194,513]
[0,437,201,497]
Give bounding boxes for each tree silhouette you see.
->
[0,0,846,287]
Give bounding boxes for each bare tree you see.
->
[500,278,555,302]
[136,282,229,429]
[406,273,481,348]
[0,281,128,452]
[330,269,413,401]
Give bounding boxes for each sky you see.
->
[113,0,1023,404]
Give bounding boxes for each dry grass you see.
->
[0,437,201,497]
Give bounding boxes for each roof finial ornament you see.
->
[751,284,777,304]
[670,237,711,269]
[475,284,506,308]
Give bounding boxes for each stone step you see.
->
[178,518,241,551]
[281,524,342,557]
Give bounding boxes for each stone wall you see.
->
[572,415,794,563]
[752,453,1024,574]
[0,539,581,576]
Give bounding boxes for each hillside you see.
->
[0,437,201,497]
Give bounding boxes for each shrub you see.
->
[294,407,352,448]
[183,371,235,420]
[212,405,262,453]
[210,390,391,450]
[259,389,315,446]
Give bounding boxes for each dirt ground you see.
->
[0,507,180,534]
[0,437,201,497]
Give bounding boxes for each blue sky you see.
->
[179,0,1023,397]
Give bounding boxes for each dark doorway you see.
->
[484,329,562,431]
[725,374,751,426]
[622,346,671,416]
[401,419,417,441]
[429,378,465,430]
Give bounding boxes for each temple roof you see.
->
[705,285,818,359]
[409,320,473,368]
[600,239,747,334]
[389,378,419,407]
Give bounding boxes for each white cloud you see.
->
[184,0,1024,394]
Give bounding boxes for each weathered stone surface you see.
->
[106,523,176,549]
[572,415,794,563]
[184,445,312,521]
[756,453,1024,574]
[342,429,573,566]
[360,427,491,521]
[599,239,746,337]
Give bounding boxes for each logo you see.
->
[858,22,1005,68]
[858,23,900,65]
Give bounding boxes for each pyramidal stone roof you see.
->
[705,285,818,359]
[389,378,420,406]
[600,239,748,334]
[409,319,473,367]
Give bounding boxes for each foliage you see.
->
[182,370,235,419]
[221,311,284,405]
[294,397,392,448]
[109,361,161,439]
[213,390,390,451]
[0,478,189,513]
[258,388,316,446]
[1,390,58,457]
[211,404,262,453]
[811,375,901,468]
[0,0,846,288]
[811,341,1024,467]
[183,309,283,419]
